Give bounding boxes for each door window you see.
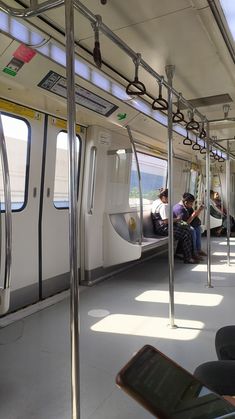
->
[1,114,29,210]
[53,131,80,208]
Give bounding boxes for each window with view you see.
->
[54,131,80,208]
[0,114,29,210]
[129,152,167,208]
[189,169,199,197]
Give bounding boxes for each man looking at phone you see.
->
[173,192,206,259]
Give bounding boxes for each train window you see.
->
[53,131,80,208]
[129,152,167,208]
[0,114,29,211]
[106,148,132,212]
[87,146,97,214]
[189,169,199,197]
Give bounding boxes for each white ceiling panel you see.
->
[1,0,235,146]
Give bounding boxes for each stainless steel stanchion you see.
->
[165,65,176,328]
[206,121,212,288]
[226,140,231,266]
[65,1,80,418]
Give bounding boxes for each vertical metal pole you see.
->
[165,65,176,328]
[65,2,80,419]
[0,114,12,290]
[126,125,143,244]
[206,121,212,288]
[226,140,230,266]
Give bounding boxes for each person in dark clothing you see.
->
[194,326,235,401]
[173,192,206,259]
[210,190,235,236]
[151,189,197,264]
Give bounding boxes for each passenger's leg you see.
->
[189,226,197,254]
[216,326,235,360]
[174,225,193,262]
[195,226,207,255]
[194,361,235,395]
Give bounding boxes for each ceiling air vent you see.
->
[177,94,233,110]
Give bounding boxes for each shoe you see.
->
[193,254,204,261]
[184,258,198,264]
[198,250,207,256]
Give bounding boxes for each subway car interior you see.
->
[0,0,235,418]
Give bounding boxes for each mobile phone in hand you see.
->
[116,345,235,418]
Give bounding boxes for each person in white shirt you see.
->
[151,188,196,264]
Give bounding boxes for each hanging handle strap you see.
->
[183,131,192,145]
[210,146,215,158]
[210,137,217,158]
[126,53,146,96]
[173,93,184,123]
[92,16,102,68]
[200,139,207,154]
[192,137,201,151]
[199,121,207,139]
[152,77,168,111]
[218,152,225,162]
[186,109,200,131]
[214,151,220,160]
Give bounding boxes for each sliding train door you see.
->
[41,116,84,298]
[0,102,45,311]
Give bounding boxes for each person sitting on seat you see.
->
[151,188,197,264]
[173,192,206,259]
[210,190,235,236]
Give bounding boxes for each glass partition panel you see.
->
[0,114,29,211]
[130,152,167,209]
[54,131,80,209]
[106,147,142,243]
[106,148,133,212]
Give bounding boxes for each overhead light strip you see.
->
[0,10,45,45]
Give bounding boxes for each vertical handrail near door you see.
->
[65,2,80,419]
[126,125,143,244]
[0,113,12,314]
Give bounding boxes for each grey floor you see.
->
[0,237,235,419]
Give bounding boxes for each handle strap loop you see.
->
[186,109,200,131]
[173,93,184,123]
[126,53,146,96]
[152,77,168,111]
[183,132,192,145]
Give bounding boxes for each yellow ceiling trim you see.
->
[50,116,83,134]
[0,98,42,120]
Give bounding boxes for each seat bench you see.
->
[109,208,168,252]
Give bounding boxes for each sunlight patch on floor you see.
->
[219,241,235,246]
[91,314,204,340]
[135,290,223,306]
[192,264,235,272]
[213,252,235,257]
